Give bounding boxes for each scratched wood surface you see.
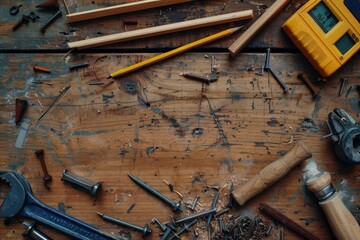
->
[1,0,360,240]
[0,0,307,50]
[0,51,359,239]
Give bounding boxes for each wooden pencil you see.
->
[110,27,243,78]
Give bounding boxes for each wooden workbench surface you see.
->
[0,1,359,240]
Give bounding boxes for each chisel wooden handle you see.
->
[231,141,312,205]
[306,171,360,240]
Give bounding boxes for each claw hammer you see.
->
[231,141,312,205]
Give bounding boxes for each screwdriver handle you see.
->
[306,172,360,240]
[231,141,312,205]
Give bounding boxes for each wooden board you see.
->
[0,0,305,51]
[0,52,359,239]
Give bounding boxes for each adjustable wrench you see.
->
[0,170,121,240]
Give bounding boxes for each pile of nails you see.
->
[213,216,272,240]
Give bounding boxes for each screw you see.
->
[97,212,152,237]
[128,174,182,212]
[180,72,218,84]
[255,66,264,76]
[22,221,52,240]
[12,15,30,31]
[151,218,167,232]
[266,225,272,235]
[268,67,289,93]
[169,219,197,240]
[263,48,289,92]
[33,64,51,73]
[298,72,320,98]
[40,9,62,32]
[88,82,105,86]
[214,208,230,218]
[338,78,348,96]
[264,48,271,70]
[174,207,217,225]
[206,191,220,227]
[69,62,90,71]
[218,218,225,233]
[160,223,176,240]
[61,169,102,197]
[35,150,52,190]
[190,194,200,211]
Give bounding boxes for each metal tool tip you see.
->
[106,75,112,79]
[96,212,104,217]
[22,221,31,228]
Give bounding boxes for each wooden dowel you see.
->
[228,0,290,56]
[67,10,253,49]
[67,0,193,23]
[260,203,321,240]
[110,27,243,78]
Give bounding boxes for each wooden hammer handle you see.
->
[231,141,312,206]
[306,172,360,240]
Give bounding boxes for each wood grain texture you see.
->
[66,0,193,23]
[67,10,254,49]
[0,52,359,239]
[228,0,291,56]
[0,0,307,50]
[319,194,360,240]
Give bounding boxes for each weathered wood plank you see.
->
[0,0,306,51]
[0,52,359,239]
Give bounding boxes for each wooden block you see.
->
[67,0,193,23]
[67,10,254,49]
[228,0,290,56]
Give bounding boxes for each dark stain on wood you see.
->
[102,92,114,103]
[121,80,138,95]
[267,118,278,126]
[146,146,155,156]
[301,118,319,132]
[219,158,234,173]
[255,142,265,147]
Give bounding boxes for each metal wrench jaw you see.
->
[0,172,26,218]
[327,109,360,164]
[0,170,122,240]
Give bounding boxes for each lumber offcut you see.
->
[228,0,290,56]
[67,0,193,23]
[67,10,253,49]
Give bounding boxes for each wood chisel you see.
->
[303,161,360,240]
